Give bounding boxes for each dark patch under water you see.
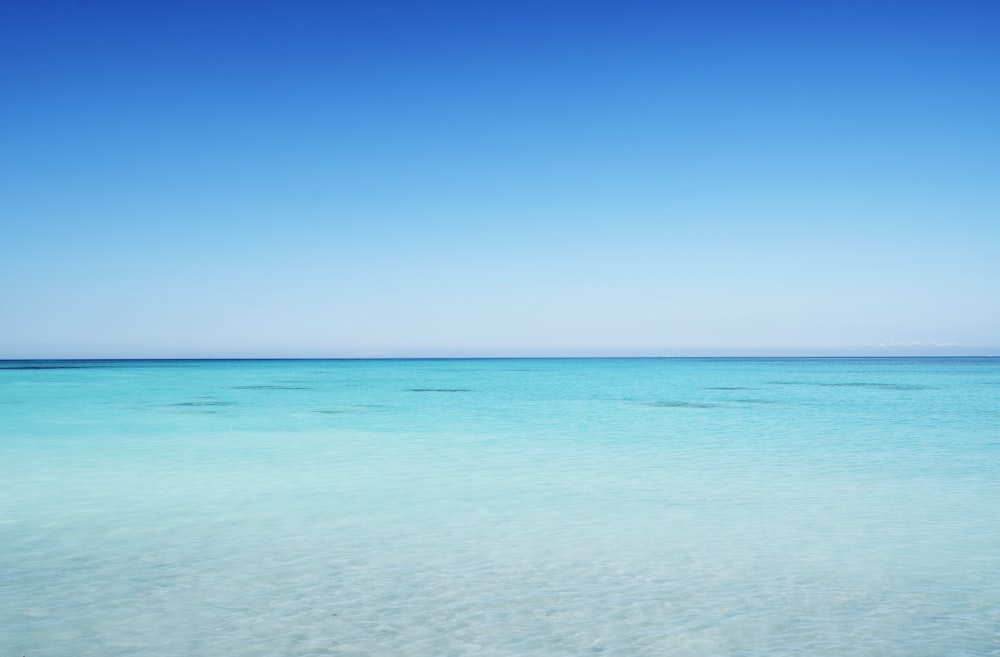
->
[233,385,310,390]
[1,365,102,370]
[312,404,384,414]
[646,401,717,409]
[705,386,752,391]
[169,401,237,407]
[768,381,932,391]
[408,388,472,393]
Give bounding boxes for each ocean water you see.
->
[2,357,999,656]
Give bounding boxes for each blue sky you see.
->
[2,0,997,357]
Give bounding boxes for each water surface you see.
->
[2,358,999,656]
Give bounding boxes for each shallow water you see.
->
[2,358,999,656]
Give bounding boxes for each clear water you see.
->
[2,358,999,656]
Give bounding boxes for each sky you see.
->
[1,0,998,358]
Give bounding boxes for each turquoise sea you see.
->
[2,357,999,656]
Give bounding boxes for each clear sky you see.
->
[2,0,997,358]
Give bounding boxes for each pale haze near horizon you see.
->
[1,1,997,358]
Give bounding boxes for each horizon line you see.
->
[2,355,998,362]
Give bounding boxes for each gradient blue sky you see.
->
[2,0,998,357]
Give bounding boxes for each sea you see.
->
[2,357,999,656]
